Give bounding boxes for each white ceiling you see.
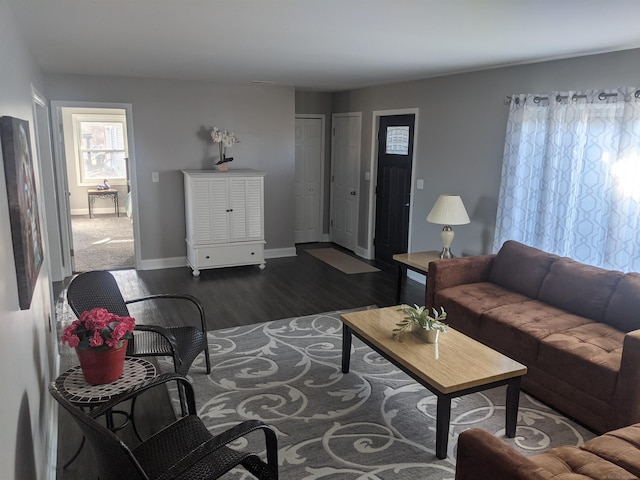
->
[9,0,640,91]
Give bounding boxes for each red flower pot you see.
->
[76,340,128,385]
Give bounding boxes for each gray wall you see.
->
[0,2,57,479]
[333,48,640,258]
[44,75,296,261]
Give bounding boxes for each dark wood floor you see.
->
[54,243,425,479]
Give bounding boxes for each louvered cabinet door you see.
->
[228,177,264,242]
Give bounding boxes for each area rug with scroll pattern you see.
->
[159,309,595,479]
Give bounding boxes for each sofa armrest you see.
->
[610,329,640,430]
[426,255,495,310]
[456,429,550,480]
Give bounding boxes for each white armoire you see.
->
[182,169,266,276]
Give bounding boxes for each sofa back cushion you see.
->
[603,273,640,332]
[489,241,558,298]
[538,258,623,322]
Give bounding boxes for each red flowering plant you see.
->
[62,308,135,351]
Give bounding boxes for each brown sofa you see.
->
[426,240,640,433]
[455,424,640,480]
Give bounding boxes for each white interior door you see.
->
[330,113,361,251]
[295,115,324,244]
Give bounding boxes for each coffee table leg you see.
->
[505,377,521,437]
[396,264,403,304]
[342,325,352,373]
[436,394,452,459]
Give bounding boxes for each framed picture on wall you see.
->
[1,116,44,310]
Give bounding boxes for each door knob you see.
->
[350,191,356,195]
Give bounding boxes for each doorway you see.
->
[294,115,325,244]
[374,114,415,264]
[51,102,139,276]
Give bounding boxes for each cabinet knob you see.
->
[205,256,210,259]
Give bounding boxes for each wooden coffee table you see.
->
[340,306,527,459]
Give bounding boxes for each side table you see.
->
[55,357,156,468]
[87,188,119,218]
[392,251,442,305]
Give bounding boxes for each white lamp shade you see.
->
[427,195,470,225]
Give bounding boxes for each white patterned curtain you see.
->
[494,87,640,272]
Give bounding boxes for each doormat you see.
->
[307,247,380,274]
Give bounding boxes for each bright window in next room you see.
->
[72,113,129,186]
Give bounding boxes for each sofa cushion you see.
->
[603,273,640,333]
[530,446,636,479]
[537,323,623,402]
[434,282,530,337]
[581,424,640,478]
[478,301,592,364]
[538,258,623,322]
[489,241,558,298]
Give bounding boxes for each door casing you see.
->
[365,108,419,260]
[374,114,415,264]
[294,114,325,244]
[50,101,140,277]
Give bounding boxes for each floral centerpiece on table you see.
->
[211,127,240,167]
[62,307,135,351]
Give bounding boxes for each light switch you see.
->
[365,171,371,181]
[152,172,159,183]
[417,179,424,189]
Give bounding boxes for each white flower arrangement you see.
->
[211,127,239,147]
[210,127,239,167]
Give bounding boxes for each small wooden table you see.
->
[340,307,527,459]
[392,251,441,304]
[87,188,119,218]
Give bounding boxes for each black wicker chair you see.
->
[50,373,279,479]
[66,270,211,378]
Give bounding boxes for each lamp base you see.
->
[439,225,455,259]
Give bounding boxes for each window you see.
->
[385,126,410,155]
[73,114,128,185]
[494,88,640,272]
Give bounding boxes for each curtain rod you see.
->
[504,90,640,105]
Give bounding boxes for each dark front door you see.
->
[374,114,415,264]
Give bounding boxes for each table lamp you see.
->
[427,195,470,259]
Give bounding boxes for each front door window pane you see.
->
[386,126,409,155]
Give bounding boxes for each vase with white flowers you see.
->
[211,127,239,171]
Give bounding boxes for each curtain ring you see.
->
[571,94,579,102]
[598,92,607,101]
[533,96,541,104]
[555,95,563,103]
[635,90,640,99]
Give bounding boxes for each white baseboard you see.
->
[138,247,297,271]
[139,256,187,271]
[265,247,297,259]
[70,208,125,216]
[407,270,426,285]
[45,400,58,480]
[355,245,372,260]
